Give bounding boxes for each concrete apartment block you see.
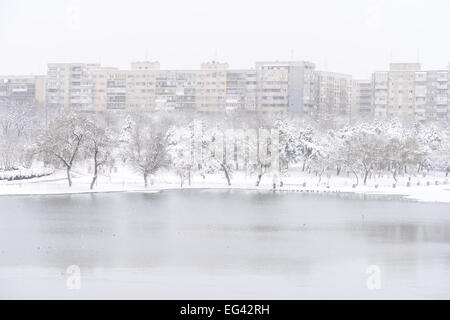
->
[255,61,316,115]
[314,71,352,118]
[351,79,373,119]
[0,75,46,107]
[373,63,449,121]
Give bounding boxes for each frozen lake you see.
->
[0,189,450,299]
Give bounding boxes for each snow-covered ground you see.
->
[1,165,449,203]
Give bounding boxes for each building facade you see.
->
[225,69,257,112]
[44,60,320,115]
[34,60,450,121]
[46,63,100,111]
[0,75,46,107]
[351,79,373,119]
[373,63,449,121]
[313,71,352,118]
[255,61,316,115]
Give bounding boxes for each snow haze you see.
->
[1,0,449,77]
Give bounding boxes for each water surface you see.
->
[0,190,449,299]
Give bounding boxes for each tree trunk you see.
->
[352,169,359,186]
[392,168,398,183]
[418,162,424,173]
[90,170,97,190]
[223,166,231,186]
[256,173,263,187]
[90,152,98,190]
[66,166,72,187]
[318,168,325,184]
[144,173,148,188]
[363,169,370,186]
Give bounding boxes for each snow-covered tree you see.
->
[276,118,320,172]
[169,124,195,187]
[121,114,172,188]
[200,126,233,186]
[84,118,115,190]
[334,123,384,185]
[35,113,89,187]
[0,102,36,170]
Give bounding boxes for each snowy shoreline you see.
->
[1,170,449,203]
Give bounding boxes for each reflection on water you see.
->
[0,190,449,299]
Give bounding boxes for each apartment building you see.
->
[35,76,46,106]
[415,69,448,120]
[46,63,100,111]
[91,61,228,113]
[225,69,257,112]
[154,70,197,111]
[255,61,290,113]
[433,68,449,119]
[351,79,373,118]
[127,67,157,111]
[193,61,228,113]
[313,71,352,118]
[255,61,316,114]
[448,63,450,116]
[389,63,420,119]
[91,67,124,112]
[372,70,389,118]
[0,75,46,106]
[90,66,157,112]
[43,60,330,116]
[42,60,450,120]
[373,63,449,121]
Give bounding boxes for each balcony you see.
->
[107,88,126,94]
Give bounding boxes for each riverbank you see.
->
[1,168,449,203]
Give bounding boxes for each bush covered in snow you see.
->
[0,167,54,181]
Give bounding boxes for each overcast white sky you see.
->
[0,0,449,78]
